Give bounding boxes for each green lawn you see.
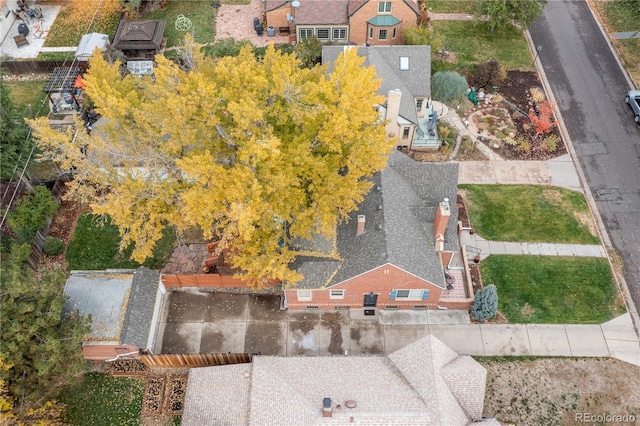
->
[3,80,49,117]
[597,0,640,32]
[432,21,534,71]
[143,0,218,47]
[480,255,624,323]
[58,372,144,426]
[424,0,476,13]
[66,212,177,270]
[592,1,640,87]
[459,185,600,244]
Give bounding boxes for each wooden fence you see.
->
[141,353,252,368]
[1,60,88,75]
[162,273,278,289]
[26,177,68,270]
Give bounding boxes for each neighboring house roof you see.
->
[120,267,162,348]
[348,0,420,17]
[181,335,498,425]
[75,33,109,61]
[367,15,402,26]
[295,1,349,25]
[291,151,458,289]
[323,45,431,125]
[63,267,160,348]
[112,19,166,52]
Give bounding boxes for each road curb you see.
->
[524,29,639,336]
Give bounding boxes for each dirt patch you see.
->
[482,358,640,425]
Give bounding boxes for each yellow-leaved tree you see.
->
[31,40,392,285]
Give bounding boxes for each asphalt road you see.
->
[529,1,640,313]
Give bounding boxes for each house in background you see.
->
[264,0,420,45]
[181,334,500,425]
[63,267,165,360]
[323,45,440,150]
[284,151,473,313]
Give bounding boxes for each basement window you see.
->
[306,305,319,310]
[413,305,427,310]
[385,305,399,310]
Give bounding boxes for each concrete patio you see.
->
[153,291,640,366]
[1,4,62,59]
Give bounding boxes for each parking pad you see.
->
[245,321,287,355]
[157,292,472,357]
[349,320,384,355]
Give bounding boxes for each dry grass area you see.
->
[480,358,640,425]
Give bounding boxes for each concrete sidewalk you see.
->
[460,229,606,260]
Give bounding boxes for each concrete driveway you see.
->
[153,290,469,356]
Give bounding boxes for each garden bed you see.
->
[141,374,188,416]
[109,359,147,377]
[480,70,567,161]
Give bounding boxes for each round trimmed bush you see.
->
[44,236,65,256]
[432,71,469,103]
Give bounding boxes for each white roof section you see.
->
[75,33,109,61]
[182,335,491,425]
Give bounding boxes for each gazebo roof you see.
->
[43,67,82,93]
[112,19,166,51]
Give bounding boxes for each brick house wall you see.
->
[285,263,444,310]
[349,0,419,45]
[265,4,290,31]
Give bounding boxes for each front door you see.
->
[363,292,377,316]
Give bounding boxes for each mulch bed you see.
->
[141,374,188,416]
[487,70,567,161]
[142,376,165,416]
[109,359,147,377]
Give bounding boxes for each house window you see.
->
[369,27,374,39]
[297,290,312,301]
[299,28,313,39]
[379,29,388,40]
[393,27,397,39]
[378,1,392,13]
[391,289,429,300]
[330,289,345,299]
[416,99,423,111]
[317,28,330,40]
[402,127,410,139]
[333,28,346,40]
[399,56,409,70]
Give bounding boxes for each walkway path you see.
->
[460,229,606,261]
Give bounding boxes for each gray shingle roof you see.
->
[120,267,161,348]
[293,152,458,289]
[323,46,431,125]
[182,335,489,425]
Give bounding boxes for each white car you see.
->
[625,90,640,124]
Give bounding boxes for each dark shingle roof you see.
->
[120,266,161,348]
[112,20,166,52]
[293,152,458,289]
[323,46,431,125]
[296,1,349,24]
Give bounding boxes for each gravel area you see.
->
[215,0,289,46]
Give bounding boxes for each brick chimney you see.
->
[322,398,332,418]
[385,89,402,139]
[356,215,366,236]
[434,198,451,250]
